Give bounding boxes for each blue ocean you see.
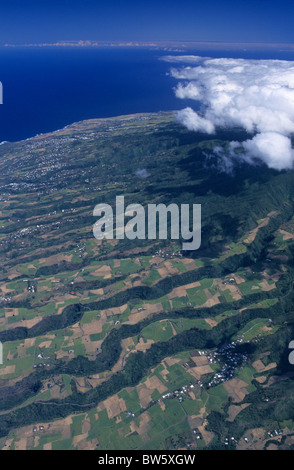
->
[0,46,294,142]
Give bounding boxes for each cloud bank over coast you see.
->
[164,55,294,170]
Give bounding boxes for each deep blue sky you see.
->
[0,0,293,45]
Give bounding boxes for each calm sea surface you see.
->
[0,46,294,142]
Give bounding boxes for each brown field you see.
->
[237,427,267,450]
[252,360,277,373]
[129,411,151,440]
[100,303,129,318]
[83,336,102,356]
[17,337,36,357]
[191,355,209,366]
[224,378,249,402]
[55,349,74,360]
[132,279,144,287]
[168,320,177,336]
[86,374,110,388]
[4,415,74,450]
[8,269,22,280]
[227,403,250,422]
[72,432,88,448]
[22,338,36,348]
[214,278,242,300]
[255,375,267,384]
[168,281,201,300]
[202,295,220,308]
[197,419,215,445]
[187,365,213,379]
[39,340,52,349]
[259,279,276,291]
[127,303,162,324]
[90,264,112,278]
[149,256,164,266]
[163,356,182,367]
[135,338,155,353]
[181,258,197,268]
[223,284,242,300]
[156,261,180,278]
[0,365,16,376]
[234,274,247,284]
[2,438,14,451]
[267,443,279,450]
[261,325,273,332]
[37,285,51,292]
[0,284,13,294]
[82,318,104,335]
[76,437,99,450]
[137,375,168,408]
[6,316,42,330]
[280,229,294,241]
[89,288,104,296]
[102,394,127,419]
[205,318,218,327]
[244,212,277,244]
[5,307,19,318]
[14,437,28,450]
[38,253,73,266]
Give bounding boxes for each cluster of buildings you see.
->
[33,351,53,369]
[33,426,44,433]
[73,242,86,257]
[3,221,61,246]
[152,249,183,259]
[224,436,238,445]
[267,429,283,438]
[207,343,248,388]
[153,383,198,405]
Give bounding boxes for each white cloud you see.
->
[167,55,294,170]
[135,168,150,178]
[175,82,202,100]
[175,107,215,134]
[162,55,206,65]
[242,132,294,170]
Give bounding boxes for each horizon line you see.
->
[2,39,294,49]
